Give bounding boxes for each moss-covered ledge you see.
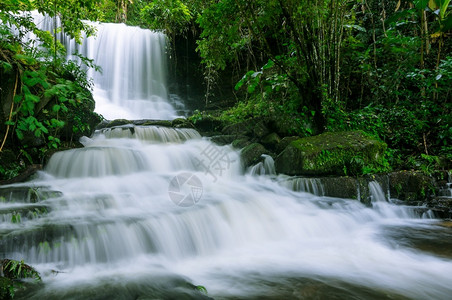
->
[275,131,387,176]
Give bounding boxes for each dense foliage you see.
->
[1,0,451,178]
[130,0,452,170]
[0,1,101,179]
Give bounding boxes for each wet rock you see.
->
[98,119,181,129]
[240,143,269,168]
[253,121,270,138]
[139,120,173,127]
[275,131,386,176]
[321,176,359,200]
[275,136,299,154]
[232,137,252,149]
[261,132,281,151]
[389,171,434,202]
[172,118,194,128]
[211,135,247,146]
[102,119,131,128]
[191,117,226,135]
[0,164,42,185]
[221,119,269,139]
[222,119,254,136]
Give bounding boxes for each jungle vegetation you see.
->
[0,0,451,179]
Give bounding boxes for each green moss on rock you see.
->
[275,131,387,176]
[389,170,434,202]
[232,138,251,149]
[241,143,269,168]
[172,118,194,128]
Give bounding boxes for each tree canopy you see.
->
[1,0,451,175]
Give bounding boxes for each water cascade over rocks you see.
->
[29,12,176,120]
[1,17,452,300]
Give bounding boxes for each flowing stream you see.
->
[2,19,452,299]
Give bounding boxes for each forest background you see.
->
[0,0,451,179]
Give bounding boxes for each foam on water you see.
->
[2,13,452,300]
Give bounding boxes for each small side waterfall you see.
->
[368,180,433,219]
[438,171,452,198]
[369,180,387,203]
[247,154,276,176]
[279,176,325,196]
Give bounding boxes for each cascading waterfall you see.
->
[2,18,452,300]
[30,12,177,120]
[247,154,276,176]
[278,176,325,196]
[368,180,434,219]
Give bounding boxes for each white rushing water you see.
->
[2,131,452,299]
[29,12,177,120]
[2,15,452,300]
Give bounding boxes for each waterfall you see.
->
[368,180,429,219]
[247,154,276,176]
[369,180,387,203]
[279,176,325,196]
[30,12,177,120]
[2,18,452,300]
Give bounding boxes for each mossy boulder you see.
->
[261,132,281,151]
[222,119,269,139]
[275,136,299,154]
[102,119,131,128]
[275,131,387,176]
[140,120,173,127]
[232,137,251,149]
[211,135,247,146]
[222,119,254,136]
[320,176,361,200]
[190,115,227,135]
[172,118,194,128]
[240,143,269,168]
[389,170,434,202]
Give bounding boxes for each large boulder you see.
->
[211,135,247,146]
[190,115,226,136]
[389,170,434,202]
[275,131,386,176]
[222,119,269,139]
[261,132,281,151]
[240,143,269,168]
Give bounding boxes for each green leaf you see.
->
[196,285,208,294]
[25,92,40,103]
[386,9,416,24]
[262,59,275,70]
[52,104,61,112]
[442,14,452,31]
[414,0,430,10]
[13,53,36,65]
[16,129,24,140]
[13,94,23,103]
[1,61,12,72]
[344,24,367,32]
